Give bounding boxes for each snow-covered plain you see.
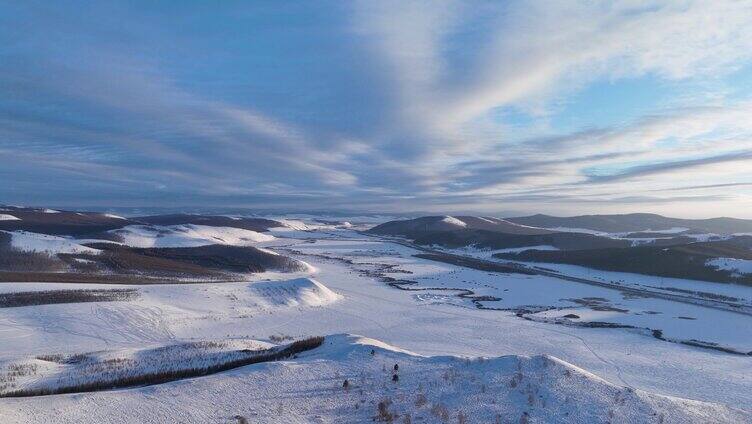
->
[0,277,338,358]
[0,219,751,422]
[446,245,752,307]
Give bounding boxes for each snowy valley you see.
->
[0,209,750,423]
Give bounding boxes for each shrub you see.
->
[376,398,394,422]
[0,289,137,308]
[431,403,450,422]
[414,393,427,407]
[457,411,468,424]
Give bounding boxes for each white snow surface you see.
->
[441,215,467,227]
[0,334,747,423]
[6,231,100,255]
[686,233,728,242]
[495,245,559,253]
[708,257,752,276]
[549,226,613,236]
[448,245,559,259]
[248,278,342,307]
[647,227,691,234]
[1,218,752,422]
[0,339,273,397]
[273,219,314,231]
[475,216,498,224]
[111,224,275,248]
[0,214,19,221]
[101,213,126,220]
[543,226,732,244]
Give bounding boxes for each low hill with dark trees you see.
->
[0,207,284,238]
[494,239,752,286]
[0,231,68,273]
[506,213,752,235]
[60,243,307,279]
[0,207,135,237]
[411,229,632,250]
[367,216,707,251]
[368,215,552,237]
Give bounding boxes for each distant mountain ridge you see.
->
[367,215,640,251]
[0,206,135,236]
[0,207,283,237]
[506,213,752,235]
[368,215,552,237]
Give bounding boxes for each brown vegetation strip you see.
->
[0,336,325,398]
[0,289,138,308]
[0,271,234,285]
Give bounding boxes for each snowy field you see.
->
[444,245,752,311]
[1,335,748,423]
[0,218,751,422]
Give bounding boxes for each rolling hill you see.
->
[507,213,752,235]
[495,238,752,285]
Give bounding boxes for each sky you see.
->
[1,1,752,218]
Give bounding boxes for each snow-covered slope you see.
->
[110,224,275,248]
[440,215,467,227]
[249,278,341,308]
[273,219,314,231]
[0,339,275,396]
[708,257,752,277]
[5,231,100,255]
[0,334,746,423]
[0,214,20,221]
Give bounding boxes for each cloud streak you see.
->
[1,1,752,217]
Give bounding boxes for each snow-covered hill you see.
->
[110,224,275,248]
[249,278,341,307]
[4,231,100,255]
[0,334,746,423]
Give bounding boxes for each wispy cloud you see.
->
[1,1,752,216]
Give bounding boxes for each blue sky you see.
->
[2,1,752,217]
